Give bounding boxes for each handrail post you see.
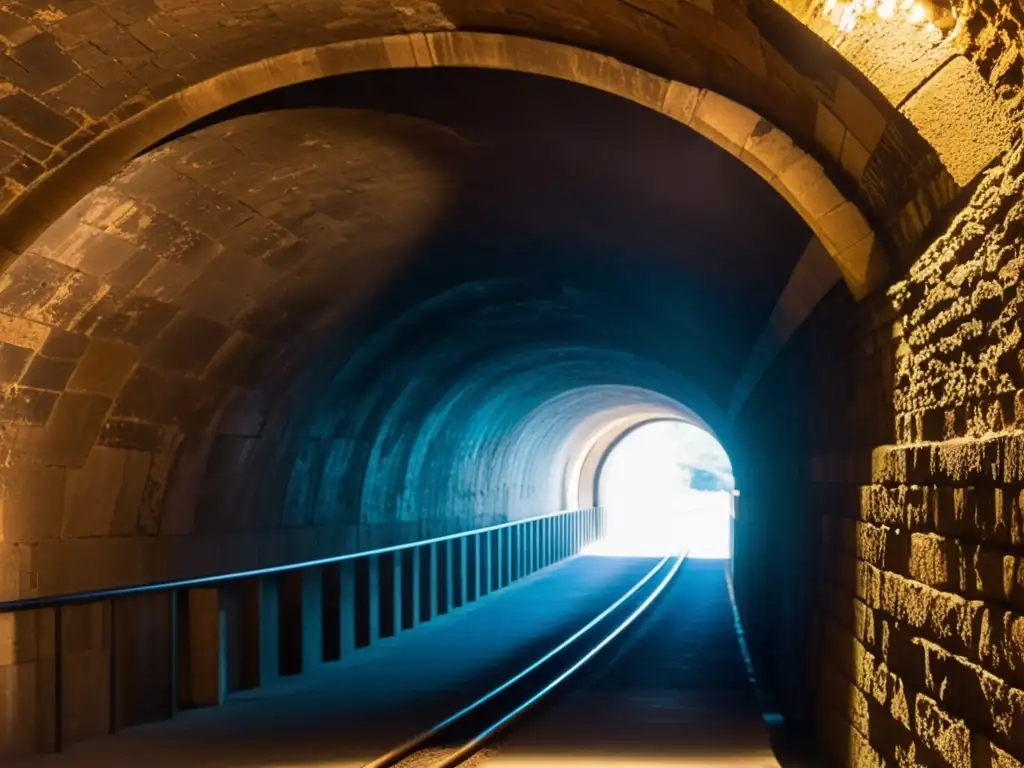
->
[457,536,468,606]
[443,540,454,614]
[533,520,541,572]
[109,599,117,734]
[53,605,62,753]
[408,547,421,628]
[392,551,403,634]
[168,591,178,719]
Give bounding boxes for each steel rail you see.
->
[435,548,688,767]
[362,546,688,768]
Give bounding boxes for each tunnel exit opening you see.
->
[587,420,735,559]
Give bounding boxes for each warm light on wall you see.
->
[821,0,956,33]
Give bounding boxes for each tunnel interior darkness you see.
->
[588,420,735,559]
[0,64,816,595]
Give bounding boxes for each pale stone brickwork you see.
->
[0,0,984,269]
[784,138,1024,766]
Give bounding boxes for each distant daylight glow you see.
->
[587,421,734,559]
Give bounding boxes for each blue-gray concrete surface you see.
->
[485,559,781,766]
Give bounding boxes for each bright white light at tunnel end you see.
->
[586,421,734,560]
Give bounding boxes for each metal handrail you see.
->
[1,505,603,755]
[0,506,599,613]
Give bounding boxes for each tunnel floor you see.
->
[12,558,783,767]
[482,560,782,766]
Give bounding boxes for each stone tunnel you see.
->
[0,0,1023,765]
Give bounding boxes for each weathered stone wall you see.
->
[0,0,969,274]
[749,135,1024,765]
[764,3,1024,763]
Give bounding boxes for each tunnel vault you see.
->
[1,1,1024,766]
[0,32,892,295]
[0,0,1013,271]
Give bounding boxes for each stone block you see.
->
[713,18,767,79]
[740,119,804,182]
[841,131,870,182]
[88,294,179,346]
[777,152,845,222]
[933,439,1001,485]
[971,545,1013,604]
[0,610,38,667]
[131,258,198,303]
[96,419,166,452]
[143,313,231,377]
[62,445,149,538]
[833,75,887,154]
[818,202,872,254]
[68,230,138,279]
[901,56,1013,187]
[0,255,71,316]
[66,338,137,398]
[52,74,135,121]
[990,741,1024,767]
[18,355,75,391]
[112,366,189,424]
[691,91,760,156]
[0,387,58,428]
[863,485,904,526]
[0,660,39,757]
[0,11,40,49]
[12,392,110,467]
[0,92,78,146]
[1003,433,1024,484]
[913,693,972,768]
[857,559,882,607]
[0,343,32,383]
[25,271,108,331]
[857,521,887,568]
[814,102,846,162]
[6,34,79,93]
[909,533,960,592]
[933,486,967,537]
[977,607,1024,690]
[660,80,700,125]
[0,466,66,542]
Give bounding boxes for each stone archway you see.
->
[0,33,885,295]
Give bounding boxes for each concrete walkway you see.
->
[484,559,782,767]
[11,556,660,768]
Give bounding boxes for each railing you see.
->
[0,507,606,754]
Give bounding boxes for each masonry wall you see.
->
[735,133,1024,765]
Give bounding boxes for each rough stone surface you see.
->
[901,55,1015,187]
[733,130,1024,766]
[0,68,814,607]
[0,0,972,272]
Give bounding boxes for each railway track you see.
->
[360,549,689,768]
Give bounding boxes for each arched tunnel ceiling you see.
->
[0,0,1006,272]
[0,0,1013,598]
[4,67,812,418]
[0,67,815,574]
